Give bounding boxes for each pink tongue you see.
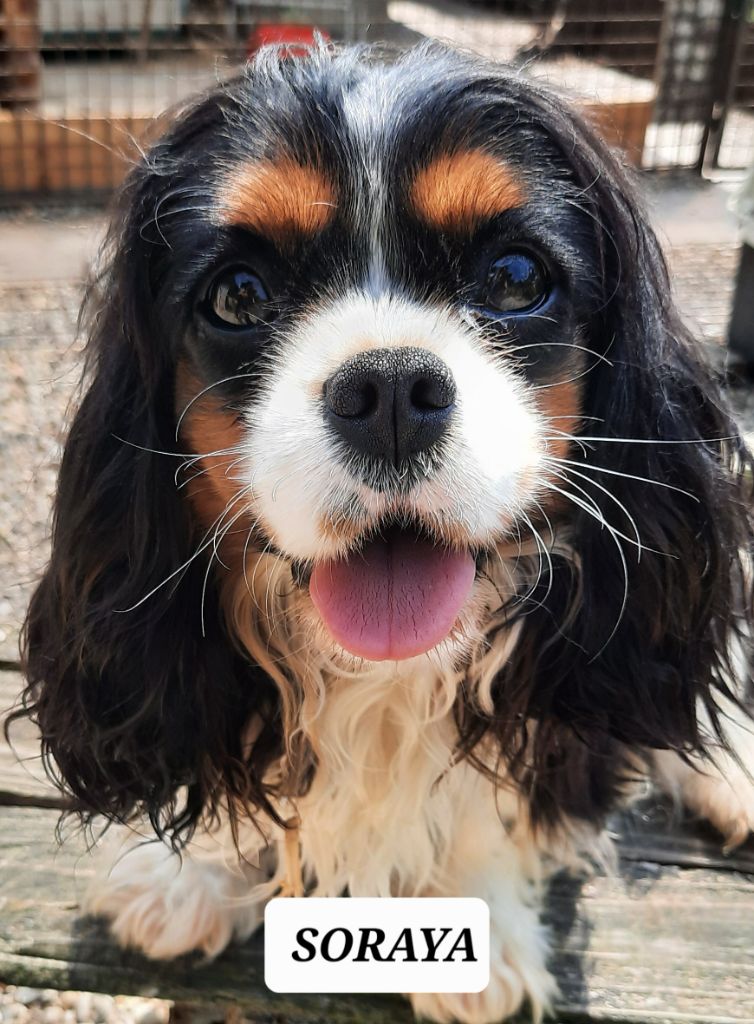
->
[310,529,476,661]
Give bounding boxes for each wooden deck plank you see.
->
[0,806,752,1023]
[616,801,754,873]
[3,667,754,1021]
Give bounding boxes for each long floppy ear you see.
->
[14,110,282,841]
[472,84,754,825]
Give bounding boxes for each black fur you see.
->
[12,42,754,840]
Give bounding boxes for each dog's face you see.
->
[169,53,600,663]
[21,44,753,836]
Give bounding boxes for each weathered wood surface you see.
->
[2,665,754,1022]
[0,804,753,1023]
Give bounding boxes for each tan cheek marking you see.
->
[217,158,336,241]
[537,378,582,460]
[535,378,583,519]
[411,150,525,233]
[175,362,254,560]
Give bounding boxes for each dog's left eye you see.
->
[485,252,549,314]
[204,266,276,328]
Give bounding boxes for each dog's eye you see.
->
[485,253,548,314]
[205,267,276,328]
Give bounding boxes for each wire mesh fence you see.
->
[0,0,752,199]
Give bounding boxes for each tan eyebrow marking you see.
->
[411,150,525,232]
[217,158,337,241]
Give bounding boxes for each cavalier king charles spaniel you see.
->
[18,42,754,1023]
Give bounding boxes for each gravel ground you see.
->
[0,282,82,662]
[667,242,739,352]
[0,987,170,1024]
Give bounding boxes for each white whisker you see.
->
[175,376,256,439]
[541,479,629,655]
[515,341,613,365]
[557,434,737,446]
[543,476,644,553]
[547,462,643,559]
[200,496,253,635]
[546,454,698,501]
[519,510,554,607]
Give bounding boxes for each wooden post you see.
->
[728,243,754,363]
[360,0,390,41]
[0,0,41,109]
[138,0,154,64]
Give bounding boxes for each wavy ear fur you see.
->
[460,82,754,826]
[14,105,283,841]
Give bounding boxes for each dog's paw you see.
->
[409,947,556,1024]
[679,757,754,850]
[85,836,265,959]
[654,748,754,850]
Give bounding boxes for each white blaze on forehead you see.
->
[243,289,547,560]
[341,77,390,293]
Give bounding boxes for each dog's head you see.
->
[20,44,753,836]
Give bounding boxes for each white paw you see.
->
[679,757,754,850]
[654,714,754,851]
[85,834,267,959]
[409,942,556,1023]
[652,695,754,850]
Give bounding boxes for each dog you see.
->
[17,42,754,1023]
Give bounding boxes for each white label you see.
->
[264,897,489,993]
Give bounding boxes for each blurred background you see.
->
[0,0,753,191]
[0,0,753,189]
[0,0,754,188]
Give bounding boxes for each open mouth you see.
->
[306,522,477,662]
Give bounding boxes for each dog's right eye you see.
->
[203,266,277,329]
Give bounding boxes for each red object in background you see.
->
[246,24,331,56]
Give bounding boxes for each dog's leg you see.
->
[85,817,275,959]
[408,779,565,1024]
[653,696,754,849]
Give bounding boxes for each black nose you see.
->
[323,347,456,464]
